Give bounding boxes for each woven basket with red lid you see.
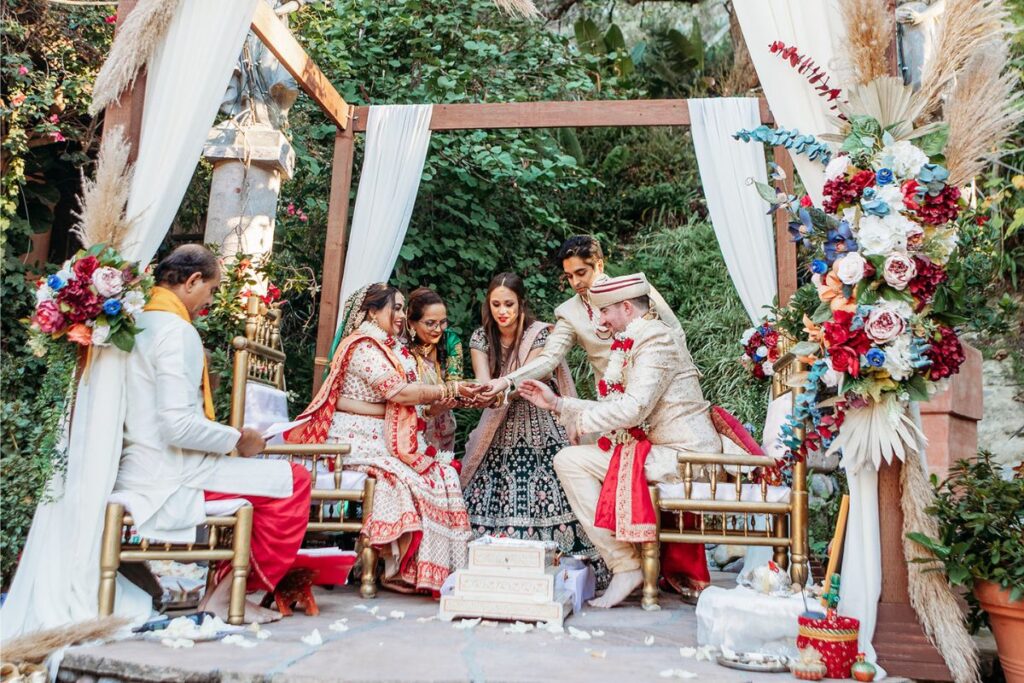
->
[796,609,861,678]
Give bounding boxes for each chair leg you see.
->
[771,513,790,569]
[641,485,661,611]
[228,505,254,625]
[359,478,378,599]
[98,503,124,616]
[360,542,379,599]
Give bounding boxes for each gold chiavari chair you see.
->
[639,341,808,610]
[229,296,378,599]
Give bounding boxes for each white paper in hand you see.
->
[259,417,310,443]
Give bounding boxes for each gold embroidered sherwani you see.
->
[551,317,721,574]
[505,283,691,387]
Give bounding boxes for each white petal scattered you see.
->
[659,669,698,679]
[329,620,349,632]
[721,645,736,660]
[541,621,564,634]
[452,618,482,630]
[221,634,258,649]
[416,616,438,623]
[481,620,498,628]
[352,604,368,611]
[503,621,535,634]
[679,647,697,658]
[389,610,405,619]
[591,630,605,637]
[695,645,717,661]
[568,626,592,641]
[247,623,272,640]
[375,615,387,621]
[644,635,655,646]
[160,638,194,649]
[301,629,323,646]
[368,606,380,615]
[585,648,607,659]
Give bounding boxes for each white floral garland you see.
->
[357,320,456,467]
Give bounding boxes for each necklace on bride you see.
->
[358,320,418,382]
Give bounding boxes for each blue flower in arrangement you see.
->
[916,163,950,196]
[788,210,816,249]
[860,187,890,216]
[865,348,886,367]
[810,259,829,275]
[47,273,67,291]
[823,221,858,263]
[875,168,894,185]
[103,298,122,316]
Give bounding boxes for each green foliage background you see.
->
[2,0,1022,587]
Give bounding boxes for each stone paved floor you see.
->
[59,575,915,683]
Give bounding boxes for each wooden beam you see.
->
[103,0,146,164]
[772,146,797,306]
[250,1,349,130]
[312,117,357,394]
[351,98,774,132]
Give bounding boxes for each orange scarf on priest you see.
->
[144,285,216,420]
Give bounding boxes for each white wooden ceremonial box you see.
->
[439,538,573,625]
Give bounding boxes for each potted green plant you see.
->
[908,452,1024,683]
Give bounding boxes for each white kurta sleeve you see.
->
[506,315,577,387]
[153,323,240,454]
[559,327,676,437]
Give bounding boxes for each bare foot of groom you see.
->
[587,569,643,608]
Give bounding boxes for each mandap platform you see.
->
[55,573,918,683]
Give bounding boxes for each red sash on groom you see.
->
[594,437,657,543]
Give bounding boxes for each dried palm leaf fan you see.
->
[818,77,943,144]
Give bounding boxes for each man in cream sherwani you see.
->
[114,245,310,623]
[481,235,692,392]
[520,273,721,609]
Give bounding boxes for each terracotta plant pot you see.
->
[975,580,1024,683]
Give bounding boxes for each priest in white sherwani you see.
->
[115,244,311,623]
[519,273,722,608]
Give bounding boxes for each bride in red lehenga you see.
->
[287,283,479,593]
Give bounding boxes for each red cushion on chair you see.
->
[710,405,765,456]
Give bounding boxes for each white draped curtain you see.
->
[0,0,259,639]
[336,104,433,313]
[689,97,777,324]
[733,0,847,206]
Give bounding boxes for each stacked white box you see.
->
[439,538,573,625]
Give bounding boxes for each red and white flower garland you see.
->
[595,317,650,452]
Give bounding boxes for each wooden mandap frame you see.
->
[103,1,950,678]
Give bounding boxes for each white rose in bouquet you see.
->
[121,290,146,317]
[835,252,868,285]
[91,323,112,347]
[875,184,906,212]
[858,214,908,255]
[824,155,851,181]
[882,334,915,381]
[878,140,928,178]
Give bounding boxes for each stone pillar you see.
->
[202,121,295,262]
[920,343,984,479]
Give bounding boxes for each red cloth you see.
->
[205,462,312,592]
[660,512,711,587]
[594,439,657,543]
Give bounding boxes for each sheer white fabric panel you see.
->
[336,104,433,312]
[0,0,257,638]
[689,97,777,324]
[733,0,847,206]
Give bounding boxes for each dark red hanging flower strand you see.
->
[768,41,847,119]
